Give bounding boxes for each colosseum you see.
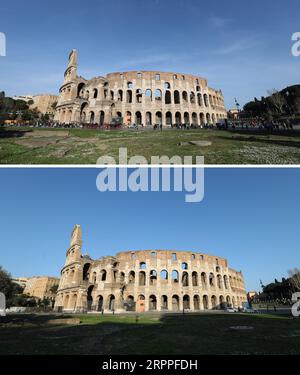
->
[54,50,227,126]
[54,225,247,313]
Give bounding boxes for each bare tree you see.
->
[267,89,286,114]
[288,268,300,291]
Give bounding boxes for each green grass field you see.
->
[1,127,300,164]
[1,313,299,355]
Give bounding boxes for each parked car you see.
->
[226,307,238,313]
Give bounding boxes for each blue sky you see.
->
[0,0,299,108]
[0,168,299,292]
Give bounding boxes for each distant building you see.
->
[12,94,58,116]
[228,108,239,120]
[14,276,60,301]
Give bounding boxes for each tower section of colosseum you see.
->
[54,50,227,127]
[54,225,247,313]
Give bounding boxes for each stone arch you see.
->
[89,111,95,124]
[200,113,205,126]
[172,295,180,311]
[166,111,172,126]
[182,271,189,287]
[140,262,146,269]
[211,295,217,309]
[83,263,91,281]
[192,112,198,126]
[145,89,152,101]
[161,295,168,310]
[184,112,190,125]
[209,272,215,287]
[149,295,157,311]
[136,89,142,104]
[64,294,70,309]
[174,90,180,104]
[139,271,146,286]
[77,82,85,98]
[160,270,168,280]
[137,295,145,313]
[146,112,152,126]
[217,274,222,289]
[126,90,132,103]
[108,295,115,311]
[183,295,190,309]
[190,91,196,104]
[97,295,104,311]
[175,112,181,125]
[201,272,207,288]
[204,94,209,107]
[70,294,77,311]
[193,295,200,310]
[219,295,225,310]
[198,93,203,106]
[172,270,179,284]
[100,269,107,281]
[118,89,123,102]
[164,82,171,89]
[135,111,142,125]
[87,285,94,311]
[212,113,216,125]
[155,89,162,101]
[181,262,188,270]
[128,271,135,284]
[182,91,188,103]
[155,111,162,125]
[99,111,105,126]
[93,88,98,99]
[150,270,157,285]
[203,295,209,310]
[165,90,172,105]
[192,271,198,287]
[226,295,231,307]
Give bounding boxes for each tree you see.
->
[288,268,300,291]
[50,284,58,294]
[267,89,287,114]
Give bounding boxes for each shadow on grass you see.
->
[0,128,30,139]
[1,312,300,355]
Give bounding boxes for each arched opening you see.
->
[206,113,211,124]
[127,81,133,89]
[93,88,98,99]
[192,272,198,287]
[165,90,171,105]
[182,91,188,103]
[212,114,216,125]
[211,295,217,309]
[136,89,142,104]
[175,112,181,125]
[182,272,189,287]
[70,294,77,311]
[125,296,135,311]
[100,269,107,281]
[200,113,205,126]
[155,89,162,101]
[108,295,115,311]
[172,295,180,311]
[204,94,209,107]
[126,90,132,103]
[145,89,152,101]
[192,113,198,126]
[140,262,146,270]
[87,285,94,311]
[149,295,157,311]
[164,82,171,89]
[64,294,70,309]
[150,270,157,286]
[156,111,162,125]
[110,91,114,101]
[160,270,168,282]
[137,295,145,313]
[161,295,168,310]
[77,82,85,98]
[139,271,146,286]
[128,271,135,284]
[97,295,104,311]
[166,111,172,126]
[203,295,209,310]
[217,274,222,289]
[184,112,190,125]
[92,272,97,284]
[190,92,195,104]
[183,295,190,309]
[174,90,180,104]
[135,111,142,125]
[201,272,207,288]
[193,295,200,310]
[83,263,91,281]
[172,270,179,284]
[99,111,105,126]
[226,296,231,307]
[209,273,215,287]
[181,262,188,270]
[89,111,95,124]
[146,112,152,126]
[80,103,88,122]
[219,295,225,310]
[125,111,132,126]
[118,90,123,102]
[198,93,203,106]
